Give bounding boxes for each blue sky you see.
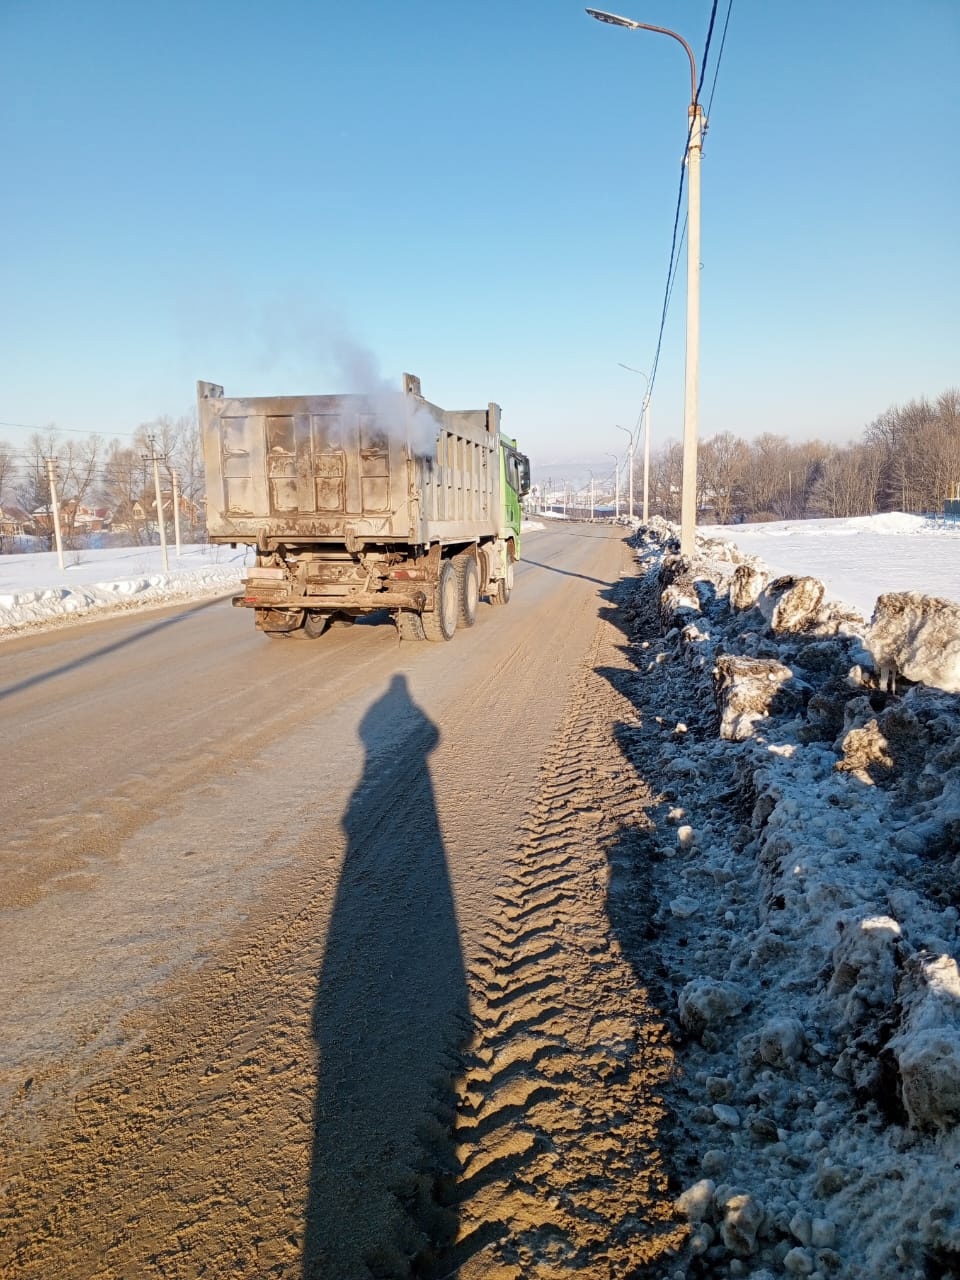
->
[2,0,957,471]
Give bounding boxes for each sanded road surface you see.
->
[0,524,683,1278]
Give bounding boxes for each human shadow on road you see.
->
[303,674,470,1279]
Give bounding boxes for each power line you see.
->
[0,420,145,439]
[705,0,734,122]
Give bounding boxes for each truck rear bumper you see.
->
[232,589,427,611]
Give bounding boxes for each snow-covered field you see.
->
[709,513,960,621]
[626,518,960,1279]
[2,513,956,641]
[0,543,249,636]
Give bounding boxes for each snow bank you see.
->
[0,545,247,637]
[624,518,960,1280]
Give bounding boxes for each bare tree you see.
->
[809,443,882,518]
[0,440,14,508]
[57,435,103,547]
[16,430,61,547]
[99,442,151,544]
[651,442,683,522]
[699,431,750,524]
[865,391,960,512]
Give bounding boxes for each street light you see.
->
[606,452,620,519]
[615,425,634,520]
[589,8,704,557]
[617,365,651,523]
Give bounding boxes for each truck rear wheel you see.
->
[489,559,514,607]
[303,611,329,639]
[397,611,425,642]
[455,554,479,628]
[422,559,458,642]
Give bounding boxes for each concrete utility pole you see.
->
[607,452,620,518]
[616,423,634,520]
[681,99,704,557]
[590,473,595,522]
[146,436,169,573]
[45,458,65,570]
[171,469,182,556]
[618,366,652,523]
[591,9,704,554]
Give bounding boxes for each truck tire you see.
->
[303,611,329,639]
[397,611,425,642]
[489,559,514,607]
[455,554,479,628]
[422,559,458,642]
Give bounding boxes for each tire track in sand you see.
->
[409,595,687,1279]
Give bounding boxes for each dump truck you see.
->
[198,373,531,641]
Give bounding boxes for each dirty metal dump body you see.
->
[199,374,505,551]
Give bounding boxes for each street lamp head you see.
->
[585,8,640,30]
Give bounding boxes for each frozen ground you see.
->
[626,518,960,1279]
[1,514,955,640]
[2,515,959,1273]
[706,512,960,620]
[0,543,249,636]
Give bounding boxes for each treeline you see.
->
[646,388,960,524]
[0,415,204,550]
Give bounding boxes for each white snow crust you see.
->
[0,543,248,637]
[626,518,960,1280]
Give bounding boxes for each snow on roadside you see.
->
[708,513,960,622]
[0,544,249,638]
[0,525,548,638]
[624,519,960,1280]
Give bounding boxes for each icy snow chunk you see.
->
[918,1198,960,1258]
[714,654,804,741]
[675,1178,715,1222]
[719,1192,764,1256]
[782,1245,815,1274]
[756,575,826,634]
[789,1210,813,1245]
[679,978,749,1038]
[891,953,960,1129]
[757,1016,807,1068]
[676,824,698,849]
[869,590,960,693]
[828,915,902,1029]
[810,1218,837,1249]
[712,1103,741,1127]
[729,562,768,611]
[670,895,700,919]
[701,1148,726,1176]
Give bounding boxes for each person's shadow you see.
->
[302,674,469,1278]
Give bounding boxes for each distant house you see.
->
[30,501,112,535]
[0,504,32,537]
[133,490,202,526]
[70,502,112,532]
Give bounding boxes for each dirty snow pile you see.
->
[625,519,960,1280]
[709,512,960,624]
[0,544,249,636]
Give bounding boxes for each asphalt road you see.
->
[0,523,685,1280]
